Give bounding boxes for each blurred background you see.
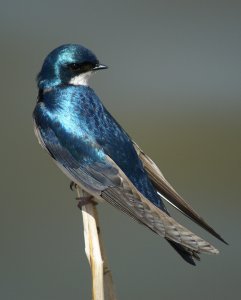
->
[1,1,241,299]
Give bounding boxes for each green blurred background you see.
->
[1,1,241,299]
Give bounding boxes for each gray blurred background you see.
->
[1,1,241,299]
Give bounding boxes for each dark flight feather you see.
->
[133,142,227,245]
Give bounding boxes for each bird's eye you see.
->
[68,62,95,73]
[68,63,82,71]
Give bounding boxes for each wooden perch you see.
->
[76,187,117,300]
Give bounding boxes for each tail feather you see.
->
[167,239,201,266]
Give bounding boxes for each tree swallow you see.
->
[33,44,226,265]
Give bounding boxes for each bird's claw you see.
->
[70,181,78,191]
[70,181,97,208]
[76,195,96,208]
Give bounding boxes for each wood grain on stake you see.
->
[76,187,117,300]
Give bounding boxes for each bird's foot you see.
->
[76,195,96,209]
[70,181,97,208]
[70,181,78,191]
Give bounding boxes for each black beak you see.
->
[93,64,108,71]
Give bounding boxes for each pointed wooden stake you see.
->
[76,187,117,300]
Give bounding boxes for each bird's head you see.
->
[37,44,107,89]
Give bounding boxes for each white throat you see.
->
[69,71,92,86]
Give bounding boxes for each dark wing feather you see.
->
[100,157,219,254]
[35,123,219,254]
[133,142,227,244]
[100,167,219,254]
[34,124,118,193]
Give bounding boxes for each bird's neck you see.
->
[38,85,99,113]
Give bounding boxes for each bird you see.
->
[33,44,227,265]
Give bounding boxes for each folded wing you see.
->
[34,121,221,254]
[133,142,227,244]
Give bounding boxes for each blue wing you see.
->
[33,86,220,262]
[34,86,167,210]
